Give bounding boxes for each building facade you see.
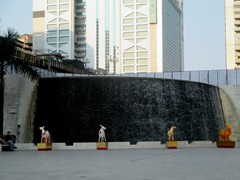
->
[33,0,183,74]
[225,0,240,69]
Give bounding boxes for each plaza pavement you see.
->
[0,148,240,180]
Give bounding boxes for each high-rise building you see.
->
[225,0,240,69]
[33,0,184,74]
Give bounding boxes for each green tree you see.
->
[0,28,39,134]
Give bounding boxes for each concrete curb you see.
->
[10,141,240,151]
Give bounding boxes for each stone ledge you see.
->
[8,141,238,151]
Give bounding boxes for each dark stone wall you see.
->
[33,77,225,144]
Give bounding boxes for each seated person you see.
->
[3,131,17,150]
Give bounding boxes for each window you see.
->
[124,59,134,64]
[47,30,57,36]
[123,66,134,71]
[47,5,57,10]
[59,23,69,29]
[59,36,69,42]
[47,0,57,4]
[59,30,69,35]
[47,24,57,30]
[60,4,69,10]
[60,0,69,3]
[47,37,57,43]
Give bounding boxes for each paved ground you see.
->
[0,148,240,180]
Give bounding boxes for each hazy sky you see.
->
[0,0,226,71]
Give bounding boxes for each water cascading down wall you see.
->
[33,77,225,144]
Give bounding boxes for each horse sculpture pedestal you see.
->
[37,143,53,151]
[216,141,235,148]
[96,142,108,150]
[166,141,178,149]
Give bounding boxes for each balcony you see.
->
[235,26,240,32]
[75,15,86,21]
[235,57,240,64]
[234,45,240,50]
[234,13,240,19]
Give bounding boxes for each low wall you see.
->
[9,141,240,151]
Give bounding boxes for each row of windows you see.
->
[46,11,69,16]
[123,31,148,38]
[123,65,148,72]
[75,12,86,16]
[47,30,69,36]
[75,25,86,28]
[48,0,69,4]
[123,0,147,4]
[47,36,69,43]
[75,50,86,54]
[123,58,148,65]
[75,44,86,48]
[75,5,86,9]
[123,24,148,31]
[76,37,86,41]
[123,38,146,44]
[234,5,240,8]
[123,51,148,58]
[47,24,69,30]
[123,18,148,24]
[47,4,69,11]
[75,0,86,3]
[48,42,68,48]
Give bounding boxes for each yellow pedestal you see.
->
[37,143,53,151]
[216,141,235,148]
[96,142,108,150]
[166,141,178,149]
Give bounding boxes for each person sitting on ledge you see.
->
[3,131,17,150]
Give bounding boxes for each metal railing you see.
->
[43,69,240,86]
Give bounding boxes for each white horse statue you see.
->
[98,125,106,142]
[39,126,51,143]
[167,126,176,141]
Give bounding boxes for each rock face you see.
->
[33,77,225,144]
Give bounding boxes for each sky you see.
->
[0,0,226,71]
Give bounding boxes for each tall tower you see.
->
[85,0,119,73]
[225,0,240,69]
[33,0,184,74]
[117,0,183,73]
[33,0,74,58]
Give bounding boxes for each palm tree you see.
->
[0,28,40,134]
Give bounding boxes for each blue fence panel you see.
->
[146,73,155,78]
[199,70,209,84]
[172,72,182,80]
[208,70,218,86]
[217,70,227,85]
[137,73,147,77]
[163,72,173,79]
[190,71,200,82]
[44,69,239,86]
[181,71,190,81]
[155,72,164,78]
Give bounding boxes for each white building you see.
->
[225,0,240,69]
[33,0,184,74]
